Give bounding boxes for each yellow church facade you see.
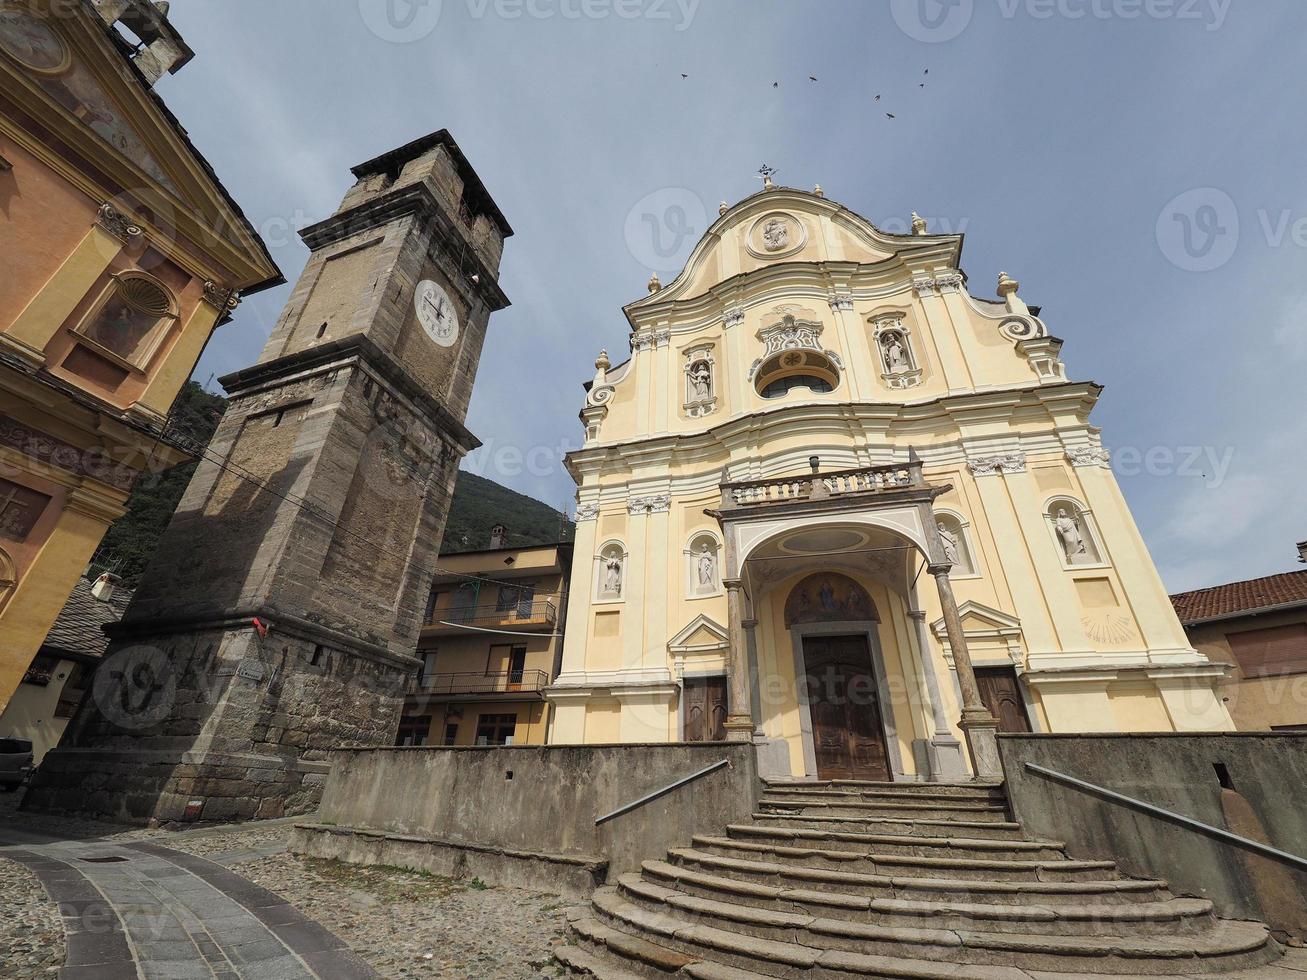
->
[547,181,1232,781]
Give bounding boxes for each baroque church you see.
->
[548,177,1233,782]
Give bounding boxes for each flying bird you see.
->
[772,81,779,88]
[874,94,881,102]
[809,75,818,82]
[681,73,688,79]
[924,68,929,74]
[886,113,895,119]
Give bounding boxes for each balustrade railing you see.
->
[723,460,924,508]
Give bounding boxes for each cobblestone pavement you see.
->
[0,797,576,979]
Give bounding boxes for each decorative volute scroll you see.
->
[582,349,615,443]
[587,349,614,407]
[202,281,241,313]
[97,202,143,245]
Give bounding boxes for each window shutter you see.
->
[1228,623,1307,677]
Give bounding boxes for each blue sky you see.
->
[156,0,1305,592]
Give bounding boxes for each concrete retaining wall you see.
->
[999,733,1307,939]
[292,742,760,895]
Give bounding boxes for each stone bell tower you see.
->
[27,132,513,823]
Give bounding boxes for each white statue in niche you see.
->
[603,552,624,595]
[762,218,789,251]
[937,522,961,566]
[882,332,911,373]
[697,544,716,587]
[689,361,712,400]
[1054,508,1092,564]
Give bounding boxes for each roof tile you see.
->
[1171,570,1307,623]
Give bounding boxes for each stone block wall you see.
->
[294,743,761,884]
[999,732,1307,940]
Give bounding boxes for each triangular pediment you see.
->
[668,614,729,655]
[0,7,279,289]
[932,601,1023,641]
[625,187,964,319]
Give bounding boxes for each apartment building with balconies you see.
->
[398,538,573,746]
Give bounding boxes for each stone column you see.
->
[931,566,1002,781]
[908,608,968,781]
[723,577,756,741]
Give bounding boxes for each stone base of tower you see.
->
[24,746,333,825]
[24,617,418,825]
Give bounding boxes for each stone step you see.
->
[763,779,1005,799]
[721,823,1069,861]
[645,858,1216,937]
[694,835,1117,881]
[566,913,699,975]
[564,917,772,980]
[610,875,1277,975]
[750,811,1028,840]
[588,887,1037,980]
[556,936,650,979]
[759,799,1012,822]
[762,785,1008,805]
[662,848,1173,906]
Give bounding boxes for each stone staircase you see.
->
[556,779,1283,979]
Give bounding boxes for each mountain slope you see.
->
[440,469,573,554]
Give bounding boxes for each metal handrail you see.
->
[430,598,558,627]
[1023,763,1307,872]
[595,759,730,827]
[410,669,549,696]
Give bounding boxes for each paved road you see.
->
[2,833,378,979]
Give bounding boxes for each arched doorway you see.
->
[786,573,892,781]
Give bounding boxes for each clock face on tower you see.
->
[414,280,460,348]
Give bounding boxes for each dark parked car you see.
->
[0,737,34,790]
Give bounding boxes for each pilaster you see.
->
[2,225,121,362]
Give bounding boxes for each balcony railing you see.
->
[408,669,550,697]
[426,598,558,630]
[722,460,925,509]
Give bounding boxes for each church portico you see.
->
[713,457,997,781]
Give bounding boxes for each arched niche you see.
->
[934,510,977,577]
[595,539,627,601]
[685,531,722,598]
[1045,496,1104,567]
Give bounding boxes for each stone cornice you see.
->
[218,333,480,453]
[565,380,1104,483]
[299,182,510,313]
